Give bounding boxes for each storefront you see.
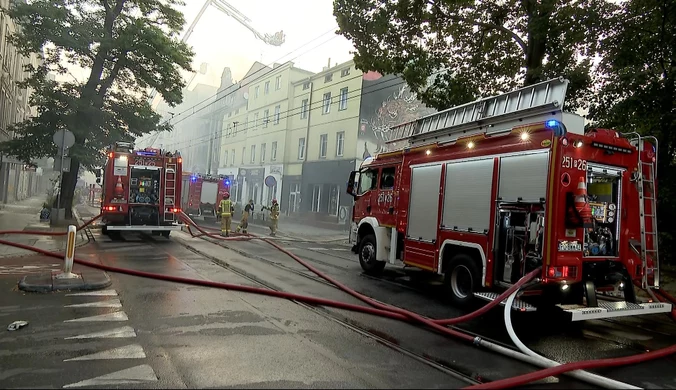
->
[300,159,355,225]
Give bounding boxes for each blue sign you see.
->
[264,175,277,187]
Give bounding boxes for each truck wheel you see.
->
[358,234,386,275]
[444,254,481,307]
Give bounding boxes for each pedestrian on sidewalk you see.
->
[236,199,254,234]
[261,199,280,236]
[219,192,234,237]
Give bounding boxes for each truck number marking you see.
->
[377,192,393,205]
[562,156,587,171]
[135,158,157,166]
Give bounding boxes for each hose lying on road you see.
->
[2,213,675,389]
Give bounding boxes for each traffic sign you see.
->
[53,129,75,150]
[54,157,71,172]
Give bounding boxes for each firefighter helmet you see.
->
[272,198,278,204]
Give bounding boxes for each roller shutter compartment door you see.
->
[498,152,550,202]
[406,164,443,242]
[442,158,494,233]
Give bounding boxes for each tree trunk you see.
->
[57,157,80,219]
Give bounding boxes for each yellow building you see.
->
[219,61,312,207]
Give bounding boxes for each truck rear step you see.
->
[558,300,672,321]
[473,292,538,312]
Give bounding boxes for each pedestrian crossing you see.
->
[0,288,159,388]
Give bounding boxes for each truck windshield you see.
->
[357,168,377,195]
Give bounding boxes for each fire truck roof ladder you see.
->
[385,77,570,150]
[164,161,177,222]
[625,133,661,290]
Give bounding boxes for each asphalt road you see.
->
[2,208,674,389]
[189,217,676,389]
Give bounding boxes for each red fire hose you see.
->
[1,213,674,389]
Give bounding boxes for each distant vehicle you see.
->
[346,77,671,322]
[181,173,232,221]
[96,142,183,238]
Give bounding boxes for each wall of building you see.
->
[0,3,43,204]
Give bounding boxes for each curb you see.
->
[18,270,112,293]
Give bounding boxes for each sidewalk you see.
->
[0,196,89,258]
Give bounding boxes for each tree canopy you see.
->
[588,0,676,263]
[334,0,617,110]
[0,0,193,210]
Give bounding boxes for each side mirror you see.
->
[346,171,357,198]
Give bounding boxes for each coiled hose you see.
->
[0,211,674,389]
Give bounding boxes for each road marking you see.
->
[62,364,158,388]
[64,311,128,322]
[330,248,350,251]
[64,344,146,361]
[65,326,137,340]
[66,289,118,296]
[65,299,122,308]
[308,247,328,251]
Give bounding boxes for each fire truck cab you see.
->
[346,77,671,321]
[98,141,183,237]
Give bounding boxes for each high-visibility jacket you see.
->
[220,199,233,215]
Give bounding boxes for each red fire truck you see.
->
[346,77,671,321]
[96,141,183,238]
[181,172,232,220]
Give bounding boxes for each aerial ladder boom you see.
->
[383,77,571,151]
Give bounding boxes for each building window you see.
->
[261,143,266,163]
[274,105,280,124]
[253,113,259,129]
[329,185,340,216]
[339,87,348,111]
[336,131,345,157]
[341,67,350,77]
[222,150,228,167]
[312,184,321,212]
[264,81,270,95]
[324,74,333,83]
[289,183,300,213]
[250,145,256,163]
[233,121,238,134]
[254,86,259,98]
[275,75,282,90]
[231,149,235,166]
[300,99,308,119]
[319,134,328,158]
[271,141,277,161]
[242,147,246,164]
[322,92,331,114]
[298,137,305,160]
[263,109,269,128]
[226,124,232,137]
[303,82,310,90]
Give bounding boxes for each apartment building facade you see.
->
[218,61,313,207]
[0,2,42,204]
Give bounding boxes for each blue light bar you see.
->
[546,120,558,128]
[136,151,157,156]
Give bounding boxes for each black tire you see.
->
[444,254,481,307]
[358,234,386,275]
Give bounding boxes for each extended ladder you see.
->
[626,133,661,289]
[164,162,177,222]
[384,77,570,150]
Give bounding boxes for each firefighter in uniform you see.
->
[261,199,280,236]
[236,199,254,234]
[219,192,234,237]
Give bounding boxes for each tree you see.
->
[333,0,617,110]
[0,0,194,217]
[588,0,676,265]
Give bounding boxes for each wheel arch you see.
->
[438,239,487,287]
[357,217,390,262]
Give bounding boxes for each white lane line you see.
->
[64,311,128,323]
[65,326,137,340]
[65,299,122,309]
[329,248,350,251]
[66,289,118,297]
[307,247,328,251]
[64,344,146,362]
[62,364,158,388]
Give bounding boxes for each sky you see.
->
[62,0,355,93]
[176,0,355,89]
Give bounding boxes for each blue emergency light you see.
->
[546,120,558,128]
[224,177,231,186]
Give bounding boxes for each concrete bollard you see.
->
[55,225,81,280]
